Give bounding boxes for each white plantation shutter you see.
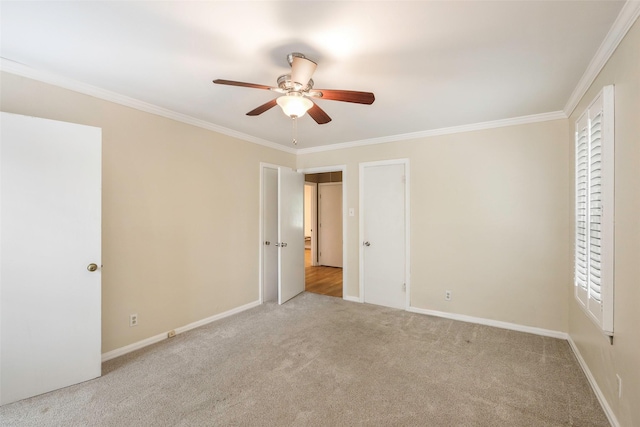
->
[574,114,589,305]
[588,109,603,303]
[574,85,614,336]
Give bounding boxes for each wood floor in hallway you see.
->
[305,249,342,298]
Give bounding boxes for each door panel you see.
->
[278,167,304,304]
[318,183,343,267]
[362,163,406,309]
[0,113,102,405]
[262,168,278,302]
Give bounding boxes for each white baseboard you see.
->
[101,300,261,362]
[407,306,568,339]
[343,295,362,303]
[567,336,620,427]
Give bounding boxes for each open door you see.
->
[0,113,102,405]
[278,167,305,304]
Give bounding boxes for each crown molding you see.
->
[0,58,297,155]
[563,0,640,117]
[295,110,567,155]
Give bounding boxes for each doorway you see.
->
[304,171,343,298]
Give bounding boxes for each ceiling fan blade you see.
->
[291,56,317,86]
[213,79,274,91]
[311,89,375,105]
[246,99,278,116]
[307,102,332,125]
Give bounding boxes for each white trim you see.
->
[359,159,410,309]
[101,300,260,362]
[404,161,411,310]
[407,306,568,340]
[297,111,567,155]
[0,59,295,155]
[563,1,640,117]
[2,59,568,155]
[567,336,620,427]
[298,165,348,301]
[343,295,363,303]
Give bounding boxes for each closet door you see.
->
[361,161,407,309]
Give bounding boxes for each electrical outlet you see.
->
[129,313,138,327]
[168,330,176,338]
[445,290,452,301]
[616,374,622,398]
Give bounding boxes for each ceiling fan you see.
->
[213,52,375,125]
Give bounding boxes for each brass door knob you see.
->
[87,263,98,272]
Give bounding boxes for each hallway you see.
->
[304,249,342,298]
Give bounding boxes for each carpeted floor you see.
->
[0,292,609,426]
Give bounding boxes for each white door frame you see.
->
[299,165,349,300]
[359,159,411,308]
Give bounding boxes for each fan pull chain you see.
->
[292,116,298,145]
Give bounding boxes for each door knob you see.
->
[265,241,271,246]
[87,263,98,272]
[363,241,371,247]
[281,242,288,247]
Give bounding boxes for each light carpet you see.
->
[0,292,609,426]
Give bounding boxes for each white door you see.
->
[262,167,278,302]
[277,167,305,304]
[318,183,343,267]
[361,162,406,309]
[0,113,102,405]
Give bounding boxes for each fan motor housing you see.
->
[277,74,314,93]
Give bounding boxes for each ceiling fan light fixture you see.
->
[291,55,317,86]
[276,94,313,118]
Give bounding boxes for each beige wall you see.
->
[298,118,571,333]
[568,19,640,427]
[0,72,295,353]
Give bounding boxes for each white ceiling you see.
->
[0,1,627,150]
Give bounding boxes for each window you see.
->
[574,85,614,336]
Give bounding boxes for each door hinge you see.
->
[403,283,406,292]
